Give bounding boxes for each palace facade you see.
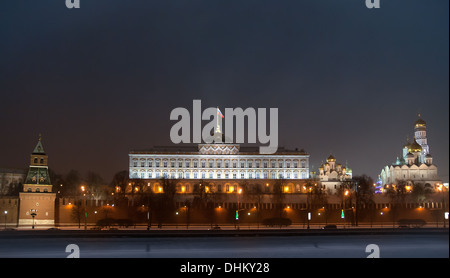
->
[129,139,310,184]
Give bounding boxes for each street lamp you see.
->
[236,188,242,230]
[3,211,7,230]
[30,209,37,229]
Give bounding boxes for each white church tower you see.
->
[414,114,429,163]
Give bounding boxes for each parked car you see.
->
[322,224,337,230]
[208,225,221,231]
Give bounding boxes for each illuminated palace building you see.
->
[128,129,316,205]
[130,145,309,181]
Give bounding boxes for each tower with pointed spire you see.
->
[18,135,56,228]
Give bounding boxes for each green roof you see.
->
[32,136,45,154]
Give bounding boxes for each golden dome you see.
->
[327,154,336,162]
[408,138,422,153]
[414,114,426,128]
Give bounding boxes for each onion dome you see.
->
[408,138,422,153]
[414,114,426,129]
[326,154,336,162]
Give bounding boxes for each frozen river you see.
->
[0,232,447,258]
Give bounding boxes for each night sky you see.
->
[0,0,448,183]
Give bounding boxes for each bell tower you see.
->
[414,114,429,163]
[18,135,56,228]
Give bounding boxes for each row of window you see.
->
[132,159,307,169]
[132,171,308,179]
[26,188,49,192]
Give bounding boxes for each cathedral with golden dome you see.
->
[380,114,441,190]
[318,154,353,193]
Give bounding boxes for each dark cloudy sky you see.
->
[0,0,448,183]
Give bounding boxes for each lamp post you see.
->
[380,211,384,228]
[307,185,312,230]
[236,188,242,230]
[30,209,37,229]
[4,211,7,230]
